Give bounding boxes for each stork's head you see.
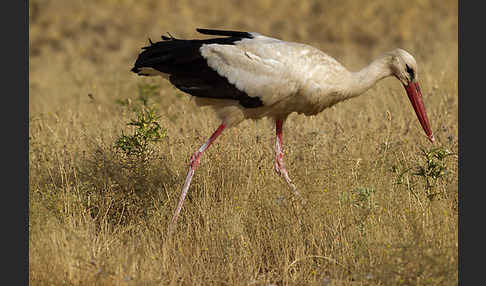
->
[388,49,435,143]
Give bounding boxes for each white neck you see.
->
[341,54,393,98]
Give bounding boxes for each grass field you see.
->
[29,0,458,285]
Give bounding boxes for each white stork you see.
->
[131,28,434,228]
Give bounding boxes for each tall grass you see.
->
[29,0,458,285]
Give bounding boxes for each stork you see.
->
[131,28,434,228]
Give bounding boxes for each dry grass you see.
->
[29,0,458,285]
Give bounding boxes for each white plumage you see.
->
[131,28,434,229]
[199,33,351,124]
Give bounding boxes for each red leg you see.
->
[274,119,298,193]
[168,123,226,232]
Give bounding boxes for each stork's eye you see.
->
[406,64,415,80]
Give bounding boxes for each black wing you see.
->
[131,29,263,108]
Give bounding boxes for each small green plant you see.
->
[114,106,166,156]
[76,83,169,227]
[394,147,455,201]
[114,82,166,160]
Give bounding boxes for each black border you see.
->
[458,2,467,285]
[2,0,28,285]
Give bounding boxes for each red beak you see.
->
[404,81,435,143]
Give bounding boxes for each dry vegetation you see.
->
[29,0,458,285]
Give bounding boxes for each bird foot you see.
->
[274,160,299,195]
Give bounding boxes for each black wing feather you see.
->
[131,29,262,108]
[196,28,253,39]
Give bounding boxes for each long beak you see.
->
[404,81,435,143]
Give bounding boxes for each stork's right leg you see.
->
[168,123,226,233]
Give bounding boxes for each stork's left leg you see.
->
[168,123,226,233]
[274,119,298,194]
